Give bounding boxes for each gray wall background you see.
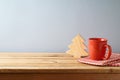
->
[0,0,120,53]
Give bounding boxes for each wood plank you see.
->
[0,63,120,74]
[0,59,78,64]
[0,52,71,57]
[0,73,120,80]
[0,52,120,74]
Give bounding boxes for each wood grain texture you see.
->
[0,73,120,80]
[0,52,120,74]
[0,52,120,80]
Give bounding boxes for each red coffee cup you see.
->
[88,38,112,60]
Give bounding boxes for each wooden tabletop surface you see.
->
[0,52,120,74]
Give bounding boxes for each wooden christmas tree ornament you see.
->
[66,34,88,58]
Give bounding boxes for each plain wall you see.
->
[0,0,120,53]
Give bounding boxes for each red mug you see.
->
[88,38,112,60]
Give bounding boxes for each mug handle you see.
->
[103,44,112,60]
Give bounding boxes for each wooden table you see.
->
[0,52,120,80]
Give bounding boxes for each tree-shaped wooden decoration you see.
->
[66,34,88,58]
